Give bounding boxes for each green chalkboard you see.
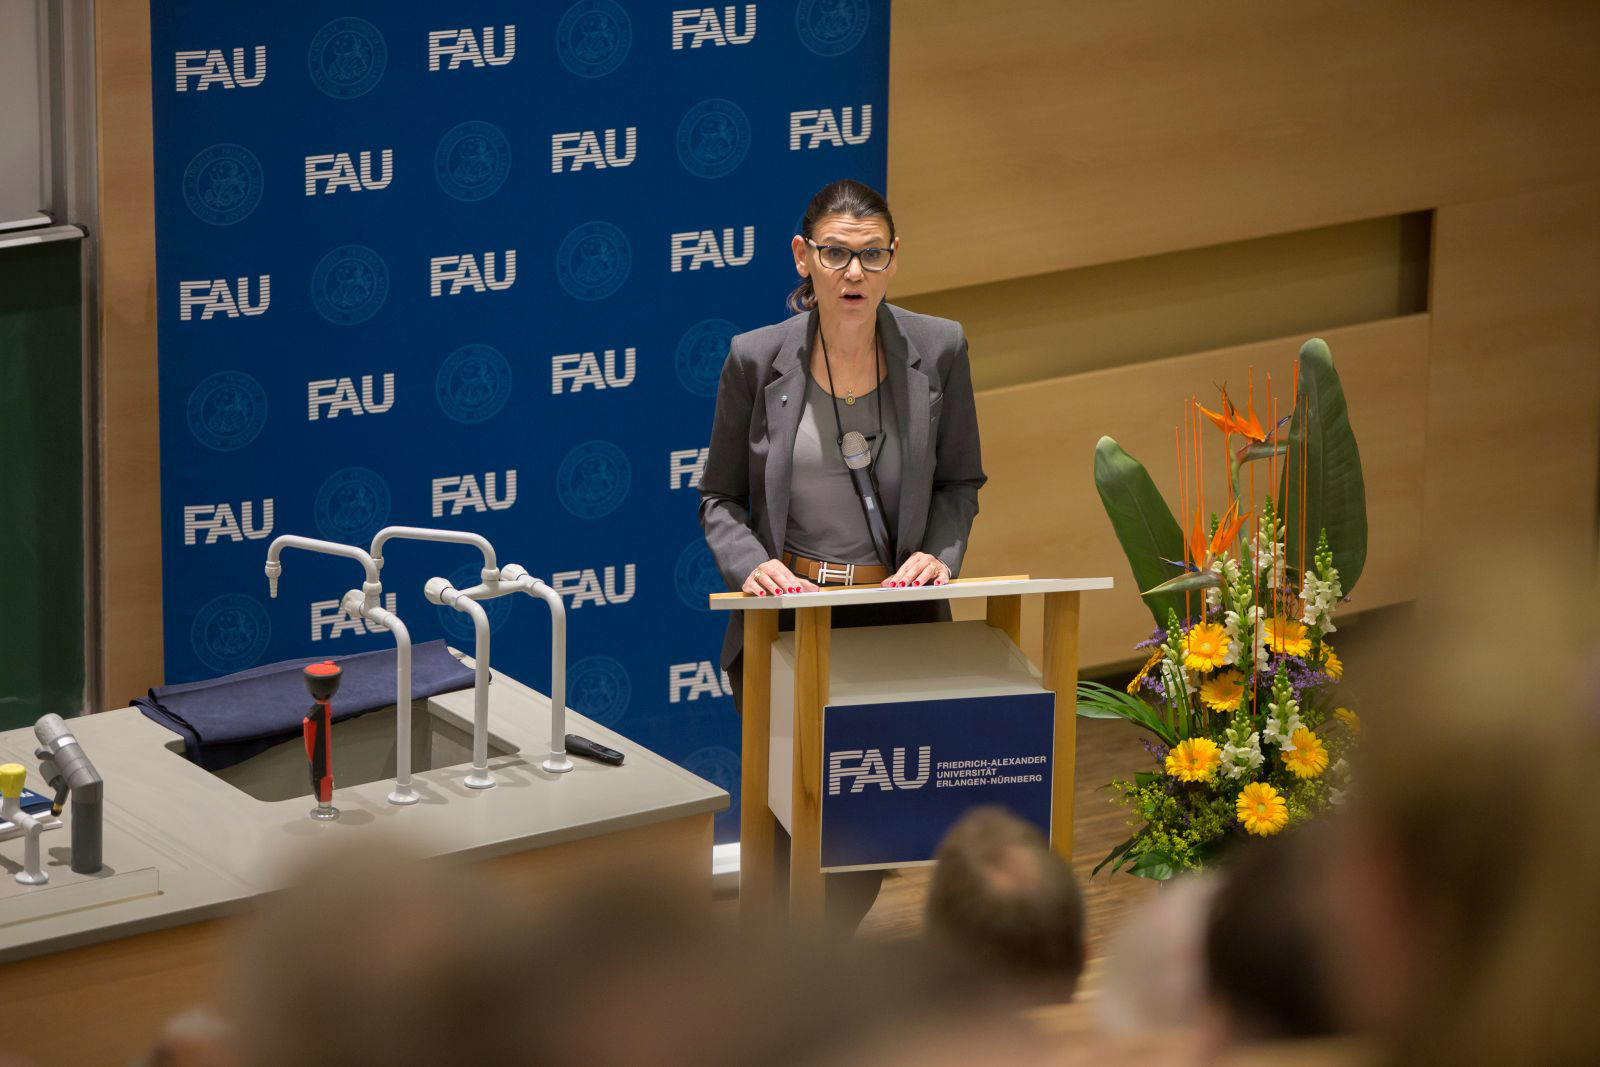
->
[0,236,84,729]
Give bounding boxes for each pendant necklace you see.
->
[818,324,883,447]
[819,327,880,408]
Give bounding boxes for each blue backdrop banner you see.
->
[149,1,891,842]
[820,693,1056,870]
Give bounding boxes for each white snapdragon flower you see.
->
[1220,730,1264,780]
[1299,569,1343,633]
[1262,695,1303,750]
[1249,606,1270,671]
[1328,757,1352,806]
[1205,559,1225,611]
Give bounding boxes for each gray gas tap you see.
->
[34,713,103,874]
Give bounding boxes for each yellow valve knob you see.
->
[0,763,25,799]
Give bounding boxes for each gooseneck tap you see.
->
[370,526,499,581]
[368,526,502,788]
[336,590,417,804]
[264,534,381,598]
[457,564,573,775]
[265,535,420,806]
[424,578,495,788]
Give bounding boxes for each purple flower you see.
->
[1134,628,1168,651]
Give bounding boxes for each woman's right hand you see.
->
[743,560,821,597]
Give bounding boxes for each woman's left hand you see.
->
[883,552,949,588]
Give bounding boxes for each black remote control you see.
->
[565,734,624,766]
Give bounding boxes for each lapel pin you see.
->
[781,394,789,405]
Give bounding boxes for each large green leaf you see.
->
[1280,339,1368,594]
[1126,849,1178,881]
[1076,680,1178,746]
[1094,436,1187,628]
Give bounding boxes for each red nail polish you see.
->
[914,580,923,587]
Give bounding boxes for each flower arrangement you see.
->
[1080,338,1366,880]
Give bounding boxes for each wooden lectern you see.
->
[709,576,1113,922]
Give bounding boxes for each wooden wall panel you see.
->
[953,316,1430,671]
[96,2,163,702]
[1423,182,1600,583]
[897,213,1428,391]
[887,1,1600,295]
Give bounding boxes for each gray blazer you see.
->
[698,301,987,669]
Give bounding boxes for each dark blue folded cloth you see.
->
[136,640,475,771]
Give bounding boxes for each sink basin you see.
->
[164,702,518,803]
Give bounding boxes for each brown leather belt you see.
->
[782,551,890,587]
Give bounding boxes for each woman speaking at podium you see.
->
[698,179,986,926]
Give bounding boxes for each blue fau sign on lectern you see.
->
[820,692,1055,870]
[147,2,892,843]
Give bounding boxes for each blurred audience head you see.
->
[231,838,1030,1067]
[1097,872,1218,1035]
[1203,827,1342,1044]
[1316,566,1599,1066]
[923,805,1086,1004]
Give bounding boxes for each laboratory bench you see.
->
[0,665,727,1064]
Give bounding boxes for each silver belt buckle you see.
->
[816,561,855,586]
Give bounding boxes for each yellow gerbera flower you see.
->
[1282,727,1329,778]
[1165,737,1222,782]
[1322,646,1344,680]
[1263,617,1312,657]
[1200,670,1246,712]
[1237,781,1289,835]
[1183,622,1231,672]
[1333,707,1361,735]
[1126,647,1162,695]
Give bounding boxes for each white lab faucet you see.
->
[456,565,573,776]
[370,527,500,789]
[370,526,573,780]
[264,535,420,806]
[423,577,495,788]
[0,763,47,885]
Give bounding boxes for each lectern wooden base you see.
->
[711,576,1113,922]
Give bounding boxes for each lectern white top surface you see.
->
[707,576,1113,611]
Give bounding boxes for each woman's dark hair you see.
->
[787,179,896,314]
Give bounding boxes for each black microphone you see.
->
[841,430,895,569]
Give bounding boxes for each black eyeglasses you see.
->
[806,238,894,272]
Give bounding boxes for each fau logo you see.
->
[551,565,637,609]
[430,251,517,297]
[789,106,873,150]
[551,128,637,173]
[183,500,273,545]
[669,661,733,703]
[179,276,270,321]
[669,448,709,490]
[551,348,636,394]
[432,471,517,517]
[828,748,932,795]
[304,150,393,196]
[671,6,757,50]
[312,593,398,641]
[670,226,755,272]
[427,27,516,71]
[174,47,266,91]
[308,375,395,420]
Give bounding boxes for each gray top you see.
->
[784,372,901,565]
